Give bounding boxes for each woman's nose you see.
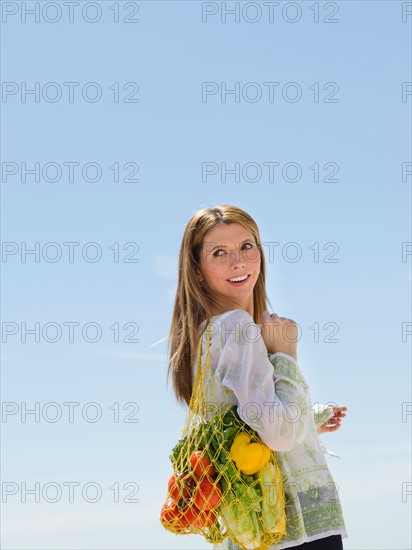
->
[228,251,246,266]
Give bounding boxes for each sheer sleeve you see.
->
[212,310,315,452]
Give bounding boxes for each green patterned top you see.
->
[196,309,348,549]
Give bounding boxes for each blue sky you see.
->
[1,1,411,548]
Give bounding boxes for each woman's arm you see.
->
[211,310,314,452]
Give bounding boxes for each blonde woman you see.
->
[167,204,348,549]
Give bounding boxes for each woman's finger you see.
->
[324,423,341,432]
[325,418,340,426]
[327,424,341,432]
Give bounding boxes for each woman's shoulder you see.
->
[197,309,266,358]
[199,308,255,331]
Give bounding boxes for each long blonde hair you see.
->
[166,204,274,406]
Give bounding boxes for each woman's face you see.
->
[196,222,261,315]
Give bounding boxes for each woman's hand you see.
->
[317,405,347,434]
[260,310,298,360]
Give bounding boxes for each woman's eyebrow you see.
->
[208,238,253,252]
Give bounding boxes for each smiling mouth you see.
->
[227,274,251,286]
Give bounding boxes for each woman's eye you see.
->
[213,243,254,257]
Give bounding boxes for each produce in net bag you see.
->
[160,319,287,549]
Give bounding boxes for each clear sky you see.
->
[1,1,411,549]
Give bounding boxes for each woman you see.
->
[167,204,348,549]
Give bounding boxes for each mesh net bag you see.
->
[160,320,287,549]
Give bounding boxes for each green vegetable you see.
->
[221,407,239,427]
[219,495,262,549]
[244,483,262,514]
[170,435,190,463]
[222,426,239,451]
[239,494,261,541]
[258,462,285,534]
[196,421,213,451]
[214,449,264,546]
